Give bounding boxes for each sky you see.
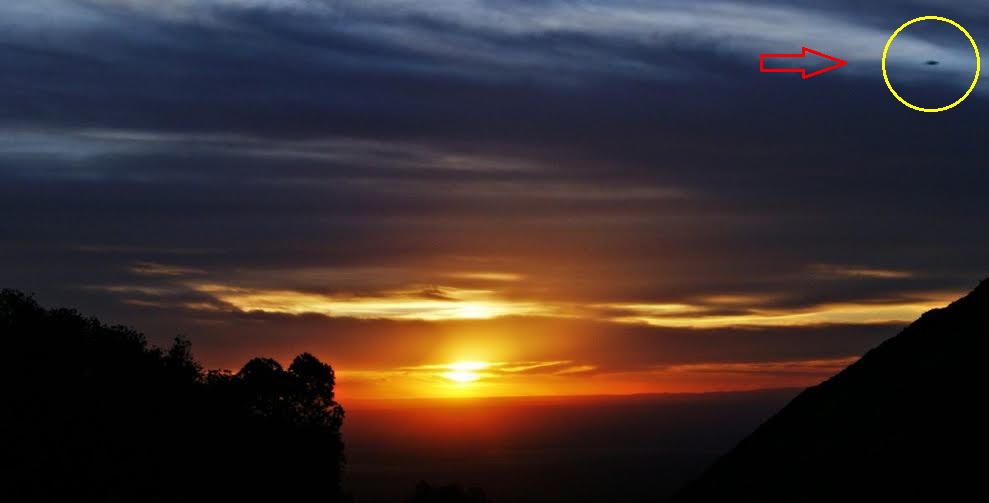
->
[2,0,987,399]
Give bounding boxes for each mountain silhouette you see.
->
[671,279,989,502]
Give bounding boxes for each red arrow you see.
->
[759,47,847,79]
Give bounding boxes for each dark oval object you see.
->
[925,60,940,65]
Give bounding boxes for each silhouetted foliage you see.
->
[670,279,989,502]
[1,290,345,502]
[407,481,492,503]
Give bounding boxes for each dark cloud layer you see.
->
[1,1,987,385]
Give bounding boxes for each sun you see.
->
[441,361,489,383]
[443,370,481,383]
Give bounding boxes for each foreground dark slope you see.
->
[672,279,989,502]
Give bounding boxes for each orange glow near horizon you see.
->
[152,279,968,401]
[331,356,860,401]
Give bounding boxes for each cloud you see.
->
[162,1,987,83]
[662,357,860,375]
[2,0,984,117]
[445,272,526,282]
[131,261,206,277]
[808,264,915,279]
[591,294,954,327]
[187,282,556,320]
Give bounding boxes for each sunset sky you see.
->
[2,0,987,399]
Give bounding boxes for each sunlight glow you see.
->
[443,370,482,383]
[441,361,489,383]
[448,361,489,371]
[455,303,497,319]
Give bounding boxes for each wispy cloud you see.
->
[662,356,860,376]
[100,274,959,327]
[445,271,525,282]
[809,264,915,280]
[3,1,980,83]
[0,129,545,176]
[131,261,206,277]
[596,294,956,327]
[189,283,555,320]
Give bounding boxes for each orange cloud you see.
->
[190,283,555,320]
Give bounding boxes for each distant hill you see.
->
[1,290,345,502]
[671,279,989,502]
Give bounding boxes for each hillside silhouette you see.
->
[671,279,989,502]
[1,290,345,502]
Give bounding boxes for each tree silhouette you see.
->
[1,289,346,502]
[290,352,345,428]
[163,336,202,382]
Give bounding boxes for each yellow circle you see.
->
[882,16,980,112]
